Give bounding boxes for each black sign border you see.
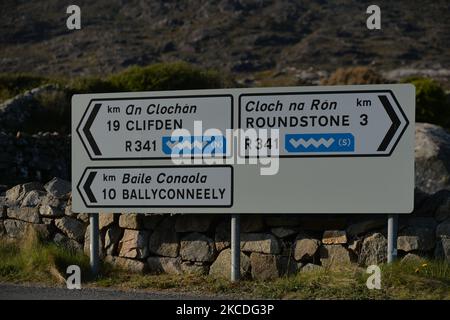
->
[77,165,234,209]
[238,90,409,158]
[76,94,234,161]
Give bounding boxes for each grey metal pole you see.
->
[231,214,241,282]
[387,214,398,263]
[89,213,100,276]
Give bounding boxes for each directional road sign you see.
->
[72,84,415,214]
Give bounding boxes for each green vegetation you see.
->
[322,67,386,85]
[1,233,448,299]
[0,230,90,283]
[0,73,50,102]
[401,77,449,127]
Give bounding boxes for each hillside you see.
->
[1,0,449,84]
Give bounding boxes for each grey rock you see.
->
[6,182,44,204]
[76,213,90,223]
[241,215,265,232]
[348,238,362,255]
[320,245,352,269]
[434,237,450,262]
[250,253,283,280]
[415,190,450,217]
[143,214,164,230]
[300,263,325,273]
[20,190,44,207]
[401,253,427,264]
[55,217,86,242]
[436,219,450,238]
[215,221,230,252]
[271,227,297,238]
[264,215,301,227]
[346,219,385,237]
[104,225,122,256]
[105,255,147,273]
[397,226,435,252]
[7,207,40,223]
[181,262,209,275]
[119,213,143,229]
[0,221,5,236]
[54,233,83,252]
[322,230,347,244]
[147,256,182,275]
[148,217,179,257]
[241,233,281,254]
[180,233,215,262]
[99,213,116,230]
[44,177,71,198]
[118,229,149,259]
[293,236,320,262]
[175,214,214,232]
[435,197,450,222]
[415,123,450,194]
[358,233,387,266]
[39,204,64,217]
[209,248,251,279]
[3,219,27,238]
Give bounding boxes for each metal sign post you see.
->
[89,213,100,276]
[231,214,241,282]
[387,214,399,263]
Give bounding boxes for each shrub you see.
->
[401,77,449,126]
[108,62,226,91]
[68,76,117,94]
[322,67,386,85]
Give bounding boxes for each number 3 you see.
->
[360,114,368,126]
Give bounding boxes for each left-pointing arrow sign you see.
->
[82,103,102,156]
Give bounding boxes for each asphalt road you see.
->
[0,283,225,300]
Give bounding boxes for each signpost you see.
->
[72,84,415,278]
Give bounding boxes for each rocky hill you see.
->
[1,0,449,83]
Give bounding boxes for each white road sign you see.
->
[72,84,415,214]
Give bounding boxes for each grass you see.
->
[0,233,449,299]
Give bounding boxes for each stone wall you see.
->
[1,178,449,279]
[0,132,70,187]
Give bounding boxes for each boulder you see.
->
[215,221,230,252]
[241,233,281,254]
[7,207,40,223]
[435,197,450,222]
[0,221,5,236]
[55,217,86,242]
[297,216,348,231]
[264,215,302,227]
[250,253,283,280]
[118,229,149,259]
[322,230,347,244]
[99,213,116,230]
[3,219,27,238]
[180,233,215,262]
[414,190,450,217]
[209,248,251,279]
[401,253,427,264]
[54,233,83,252]
[76,213,90,223]
[346,219,385,237]
[241,215,265,232]
[358,233,387,266]
[300,263,325,273]
[39,204,64,217]
[44,177,71,198]
[320,245,352,269]
[147,256,182,275]
[21,190,44,207]
[436,219,450,238]
[83,225,105,258]
[397,226,435,252]
[104,225,122,256]
[415,123,450,194]
[293,236,320,262]
[181,262,209,275]
[6,182,44,204]
[348,239,362,255]
[148,217,179,257]
[175,214,215,232]
[105,255,147,273]
[31,224,52,240]
[143,214,164,230]
[119,213,143,229]
[434,237,450,262]
[271,227,297,238]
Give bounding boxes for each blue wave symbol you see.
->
[162,136,226,155]
[285,133,354,153]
